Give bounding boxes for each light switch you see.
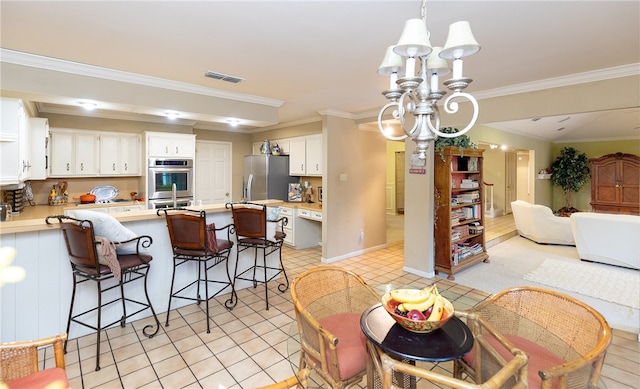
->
[339,174,347,182]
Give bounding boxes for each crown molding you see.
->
[474,63,640,100]
[0,48,284,108]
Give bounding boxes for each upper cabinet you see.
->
[50,128,141,177]
[29,117,49,180]
[50,128,99,177]
[146,132,195,158]
[99,133,141,176]
[1,98,31,185]
[288,134,323,176]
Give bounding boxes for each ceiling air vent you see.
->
[204,71,243,84]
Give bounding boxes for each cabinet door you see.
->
[99,134,120,175]
[49,130,74,176]
[29,118,49,180]
[119,134,141,175]
[289,137,306,175]
[0,98,28,185]
[99,133,141,175]
[147,133,195,158]
[74,132,99,175]
[306,134,323,176]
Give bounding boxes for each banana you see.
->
[427,295,445,321]
[390,288,430,304]
[399,293,436,313]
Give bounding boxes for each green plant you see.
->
[434,127,477,160]
[550,147,590,212]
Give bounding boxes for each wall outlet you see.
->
[359,229,364,242]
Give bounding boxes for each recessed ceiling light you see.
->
[79,102,97,111]
[165,112,179,120]
[227,119,240,127]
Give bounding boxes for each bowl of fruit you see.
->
[381,285,454,333]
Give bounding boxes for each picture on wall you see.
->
[288,183,302,202]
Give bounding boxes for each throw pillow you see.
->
[73,210,140,254]
[267,206,281,221]
[205,223,219,253]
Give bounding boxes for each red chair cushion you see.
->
[463,333,566,388]
[319,312,367,380]
[5,367,70,389]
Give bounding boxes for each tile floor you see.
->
[37,216,638,389]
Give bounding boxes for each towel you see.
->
[96,236,121,281]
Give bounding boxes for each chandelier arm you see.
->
[430,91,479,138]
[398,92,420,136]
[378,102,408,141]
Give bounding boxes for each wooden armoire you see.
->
[589,153,639,215]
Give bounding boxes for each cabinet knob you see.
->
[112,163,116,171]
[66,163,70,171]
[165,146,168,154]
[124,163,128,171]
[80,163,84,171]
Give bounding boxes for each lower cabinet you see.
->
[280,206,321,249]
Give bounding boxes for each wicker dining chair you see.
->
[454,286,612,389]
[367,313,529,389]
[0,333,69,388]
[290,266,380,389]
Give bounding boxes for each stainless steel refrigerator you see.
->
[243,155,293,201]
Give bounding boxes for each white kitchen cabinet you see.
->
[288,137,307,175]
[0,98,30,185]
[305,134,323,176]
[29,117,49,180]
[279,206,321,249]
[288,135,323,176]
[99,133,141,176]
[280,206,295,246]
[146,132,195,158]
[49,128,99,177]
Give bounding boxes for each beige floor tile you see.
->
[120,365,158,388]
[152,354,187,378]
[216,346,250,368]
[159,366,198,388]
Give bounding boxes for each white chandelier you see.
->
[377,0,481,163]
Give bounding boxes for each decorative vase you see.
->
[271,143,282,155]
[260,139,271,155]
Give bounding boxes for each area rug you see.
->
[523,258,640,309]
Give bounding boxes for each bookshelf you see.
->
[434,146,489,280]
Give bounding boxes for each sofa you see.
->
[570,212,640,269]
[510,200,575,245]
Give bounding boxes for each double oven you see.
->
[147,158,194,209]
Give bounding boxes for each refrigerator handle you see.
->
[246,174,253,200]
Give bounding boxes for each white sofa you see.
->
[510,200,575,245]
[570,212,640,269]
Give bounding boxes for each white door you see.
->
[195,141,232,205]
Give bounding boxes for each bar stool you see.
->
[45,215,160,372]
[158,208,235,333]
[225,202,288,310]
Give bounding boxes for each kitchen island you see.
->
[0,200,283,343]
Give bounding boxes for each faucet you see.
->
[172,183,177,208]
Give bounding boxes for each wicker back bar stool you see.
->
[45,215,160,371]
[158,208,235,333]
[225,202,288,310]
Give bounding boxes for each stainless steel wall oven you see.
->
[147,158,194,208]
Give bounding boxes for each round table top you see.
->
[360,303,474,363]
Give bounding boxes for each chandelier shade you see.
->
[377,0,481,164]
[440,21,481,60]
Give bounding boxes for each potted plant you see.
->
[550,147,590,216]
[434,127,477,160]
